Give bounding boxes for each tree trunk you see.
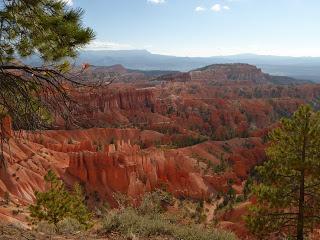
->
[297,170,305,240]
[297,117,308,240]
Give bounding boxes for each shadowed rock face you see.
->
[56,88,156,129]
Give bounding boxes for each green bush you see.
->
[36,218,84,235]
[102,212,120,233]
[36,221,56,235]
[213,158,231,174]
[172,224,236,240]
[102,208,237,240]
[57,217,84,235]
[138,189,174,215]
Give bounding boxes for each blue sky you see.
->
[66,0,320,57]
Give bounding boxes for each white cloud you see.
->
[85,40,133,51]
[211,4,222,12]
[195,6,206,12]
[61,0,73,6]
[147,0,165,4]
[211,4,230,12]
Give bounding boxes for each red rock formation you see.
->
[47,64,320,142]
[66,141,213,204]
[0,123,266,208]
[1,64,320,239]
[60,88,156,128]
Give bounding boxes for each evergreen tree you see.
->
[0,1,94,129]
[0,0,94,62]
[69,183,92,228]
[0,0,94,166]
[29,170,92,228]
[246,105,320,240]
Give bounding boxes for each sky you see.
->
[65,0,320,57]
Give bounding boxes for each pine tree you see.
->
[0,0,94,130]
[29,170,92,228]
[0,0,94,166]
[0,0,94,62]
[246,105,320,240]
[69,183,92,228]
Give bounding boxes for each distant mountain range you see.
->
[24,50,320,82]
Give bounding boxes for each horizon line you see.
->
[81,49,320,59]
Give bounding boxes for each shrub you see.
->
[222,143,232,153]
[217,180,237,211]
[36,221,56,235]
[95,201,111,218]
[113,192,132,209]
[213,156,231,174]
[235,195,245,203]
[4,191,10,205]
[102,208,168,236]
[12,209,21,215]
[193,201,207,223]
[102,212,120,233]
[96,143,103,152]
[172,135,208,148]
[177,200,208,224]
[138,189,174,215]
[102,208,237,240]
[57,218,84,235]
[172,224,236,240]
